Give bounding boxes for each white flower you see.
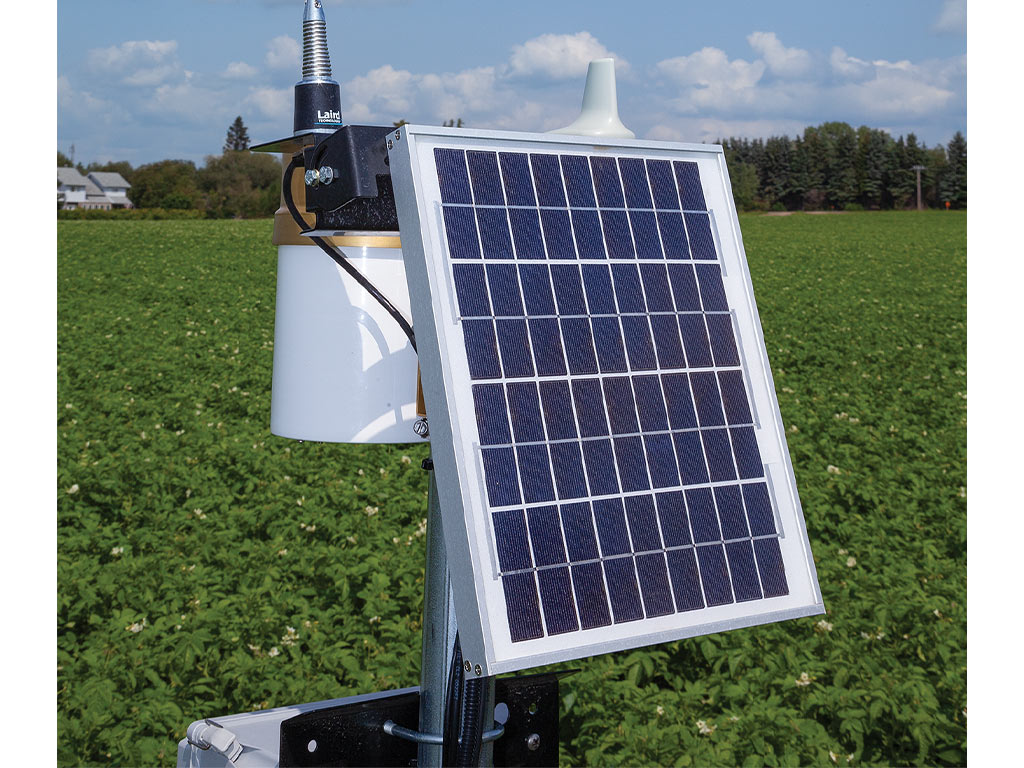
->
[815,619,833,633]
[110,546,124,556]
[369,615,381,625]
[696,720,716,735]
[827,465,842,475]
[365,506,379,516]
[278,548,288,556]
[67,484,80,494]
[193,508,206,519]
[795,672,813,687]
[830,751,839,764]
[933,608,942,618]
[126,618,148,633]
[846,557,856,568]
[268,646,280,657]
[656,705,665,717]
[401,455,411,464]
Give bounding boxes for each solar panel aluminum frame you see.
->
[388,125,824,676]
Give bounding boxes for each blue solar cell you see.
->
[649,315,686,369]
[694,264,728,311]
[435,148,473,204]
[726,540,763,602]
[492,509,532,572]
[673,431,709,485]
[678,315,714,368]
[581,264,616,314]
[486,264,524,316]
[685,213,716,260]
[560,319,599,374]
[667,264,701,311]
[549,441,588,500]
[509,208,546,259]
[753,537,789,597]
[539,380,577,439]
[644,434,679,488]
[502,572,544,642]
[629,211,663,259]
[619,157,654,209]
[666,548,705,611]
[537,567,580,634]
[632,375,669,431]
[581,438,619,495]
[528,318,567,376]
[601,211,635,259]
[662,373,698,429]
[481,447,521,507]
[561,155,597,208]
[495,319,535,378]
[714,485,749,540]
[453,263,490,317]
[462,319,501,379]
[531,153,567,207]
[592,317,628,373]
[604,557,644,623]
[655,491,691,547]
[443,206,481,259]
[614,436,650,492]
[602,377,639,435]
[674,161,707,211]
[477,208,514,259]
[560,502,599,563]
[499,152,536,206]
[706,314,741,367]
[696,544,734,606]
[571,210,606,259]
[646,159,680,209]
[517,444,556,503]
[527,505,567,567]
[611,264,646,313]
[466,151,505,205]
[730,427,764,479]
[590,156,626,208]
[690,371,726,427]
[506,382,545,443]
[519,264,556,316]
[550,264,587,314]
[639,264,674,312]
[742,483,776,536]
[702,428,737,482]
[636,553,675,617]
[472,384,511,446]
[657,212,690,259]
[717,370,752,425]
[622,316,658,371]
[539,209,576,259]
[686,487,721,543]
[571,379,609,437]
[624,495,661,552]
[593,498,630,556]
[572,561,612,629]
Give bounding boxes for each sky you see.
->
[56,0,966,167]
[56,0,967,167]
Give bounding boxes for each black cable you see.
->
[282,155,417,353]
[442,634,464,766]
[456,674,486,767]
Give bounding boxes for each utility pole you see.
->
[912,165,926,211]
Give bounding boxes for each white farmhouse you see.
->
[88,172,133,208]
[57,168,133,210]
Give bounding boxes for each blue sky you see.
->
[57,0,966,166]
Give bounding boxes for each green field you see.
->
[57,212,966,767]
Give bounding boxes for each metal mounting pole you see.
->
[419,467,458,767]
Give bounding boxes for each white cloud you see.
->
[507,32,626,80]
[247,87,292,120]
[934,0,967,33]
[86,40,180,87]
[224,61,258,79]
[747,32,812,78]
[266,35,300,71]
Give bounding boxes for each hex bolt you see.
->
[318,166,335,185]
[304,168,319,187]
[526,733,540,751]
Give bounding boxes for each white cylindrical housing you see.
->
[270,242,420,443]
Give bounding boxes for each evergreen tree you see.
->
[941,131,967,208]
[58,151,73,167]
[856,126,891,209]
[224,116,250,152]
[762,136,792,208]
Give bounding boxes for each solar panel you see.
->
[389,126,824,675]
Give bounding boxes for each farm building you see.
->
[57,168,132,210]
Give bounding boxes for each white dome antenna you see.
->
[549,58,635,139]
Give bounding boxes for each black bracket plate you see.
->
[279,672,564,767]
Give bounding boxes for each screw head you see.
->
[395,130,401,140]
[318,166,334,185]
[413,418,429,438]
[464,660,472,672]
[304,168,319,187]
[474,664,482,676]
[387,139,394,150]
[526,733,540,751]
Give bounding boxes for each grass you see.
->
[57,212,966,766]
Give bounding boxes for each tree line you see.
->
[59,117,966,218]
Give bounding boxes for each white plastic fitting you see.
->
[549,58,635,139]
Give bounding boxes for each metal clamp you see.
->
[382,719,505,746]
